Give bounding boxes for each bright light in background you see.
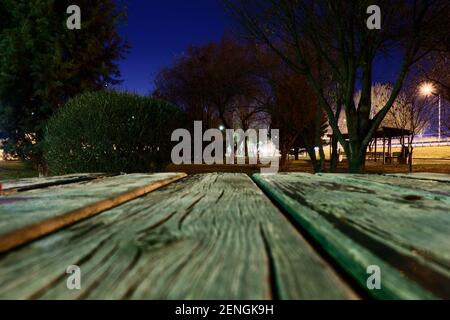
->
[419,82,436,97]
[219,125,225,131]
[418,81,442,142]
[258,140,280,157]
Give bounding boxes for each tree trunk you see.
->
[408,135,414,173]
[305,146,323,173]
[279,148,289,171]
[408,148,414,173]
[346,140,367,173]
[330,134,339,173]
[318,144,325,173]
[347,156,364,173]
[244,137,249,162]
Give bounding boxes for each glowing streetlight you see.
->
[419,82,435,96]
[419,82,441,142]
[219,125,225,131]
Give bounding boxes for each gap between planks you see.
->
[249,175,371,300]
[0,173,187,254]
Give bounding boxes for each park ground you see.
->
[0,160,37,180]
[1,145,449,180]
[167,145,450,174]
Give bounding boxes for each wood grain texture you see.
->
[253,173,450,299]
[0,173,186,253]
[0,173,357,300]
[388,173,450,183]
[0,173,107,195]
[336,174,450,196]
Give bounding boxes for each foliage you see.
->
[44,91,186,174]
[0,0,128,169]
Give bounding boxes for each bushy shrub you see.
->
[45,91,185,174]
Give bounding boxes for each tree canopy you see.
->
[0,0,128,167]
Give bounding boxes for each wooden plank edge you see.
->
[251,174,438,300]
[0,173,187,254]
[386,173,450,184]
[0,174,116,196]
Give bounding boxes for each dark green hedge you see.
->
[44,91,185,174]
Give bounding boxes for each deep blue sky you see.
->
[117,0,232,95]
[117,1,400,95]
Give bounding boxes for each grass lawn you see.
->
[283,159,450,174]
[167,146,450,174]
[0,161,38,180]
[166,158,450,174]
[2,145,449,180]
[281,145,450,174]
[392,145,450,159]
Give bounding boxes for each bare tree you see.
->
[155,46,215,128]
[399,87,431,171]
[421,52,450,102]
[361,84,429,134]
[225,0,450,172]
[155,37,261,130]
[256,48,327,171]
[387,91,429,137]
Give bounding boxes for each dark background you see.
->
[117,0,402,95]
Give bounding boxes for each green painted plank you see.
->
[340,174,450,196]
[0,173,357,300]
[388,173,450,183]
[0,173,186,250]
[326,173,450,196]
[253,173,450,299]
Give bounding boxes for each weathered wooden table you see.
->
[0,172,449,299]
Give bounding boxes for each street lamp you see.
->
[419,82,441,142]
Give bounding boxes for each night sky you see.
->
[118,0,232,95]
[117,0,401,96]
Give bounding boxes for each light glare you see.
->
[419,82,435,97]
